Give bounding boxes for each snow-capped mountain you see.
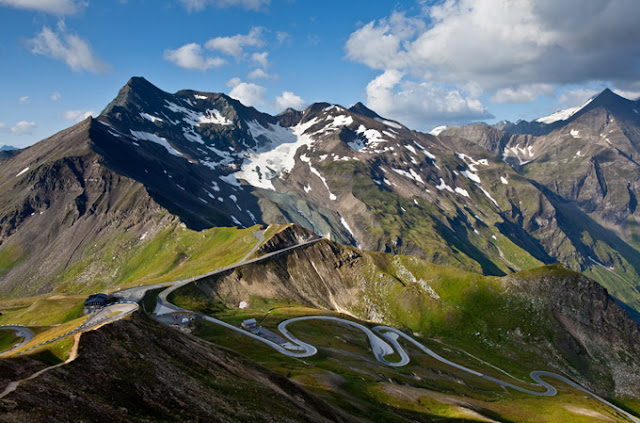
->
[3,78,640,318]
[535,97,594,124]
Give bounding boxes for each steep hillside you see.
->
[444,90,640,312]
[0,313,359,423]
[171,239,640,400]
[2,78,640,317]
[94,77,628,286]
[0,117,266,298]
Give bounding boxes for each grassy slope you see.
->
[51,223,264,295]
[189,308,632,423]
[0,329,21,353]
[0,224,287,360]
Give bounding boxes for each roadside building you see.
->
[84,293,110,313]
[241,318,257,330]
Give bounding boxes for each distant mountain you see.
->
[2,78,640,318]
[444,88,640,312]
[0,145,18,151]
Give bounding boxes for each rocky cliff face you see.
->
[505,265,640,396]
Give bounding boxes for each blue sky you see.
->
[1,0,639,148]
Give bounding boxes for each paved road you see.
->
[15,302,139,356]
[114,229,303,307]
[153,236,322,316]
[0,326,34,356]
[174,309,640,423]
[129,230,639,422]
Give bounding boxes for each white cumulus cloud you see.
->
[28,22,109,73]
[346,1,640,124]
[365,70,492,130]
[205,27,264,58]
[250,51,269,68]
[491,84,554,104]
[275,91,306,111]
[163,43,226,71]
[228,79,266,108]
[180,0,269,12]
[0,0,86,15]
[10,121,36,135]
[558,88,601,106]
[247,68,275,80]
[63,109,94,122]
[19,96,30,105]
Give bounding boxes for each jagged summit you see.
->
[348,102,380,119]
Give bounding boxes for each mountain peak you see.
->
[348,102,381,119]
[590,87,625,105]
[570,87,637,120]
[101,76,167,115]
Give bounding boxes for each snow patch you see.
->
[347,138,366,151]
[219,173,242,187]
[570,129,580,138]
[461,170,481,184]
[15,167,29,177]
[308,163,336,200]
[340,216,359,247]
[429,125,447,136]
[435,178,454,193]
[375,117,402,129]
[392,168,424,184]
[588,256,615,271]
[455,187,469,197]
[164,100,231,126]
[476,184,499,207]
[140,112,164,123]
[234,118,318,190]
[413,141,436,160]
[536,98,592,124]
[195,95,208,100]
[404,145,417,155]
[500,176,509,185]
[130,130,183,156]
[457,153,489,172]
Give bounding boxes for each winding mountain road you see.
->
[158,270,640,422]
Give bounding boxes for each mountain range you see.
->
[2,77,640,315]
[2,77,640,421]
